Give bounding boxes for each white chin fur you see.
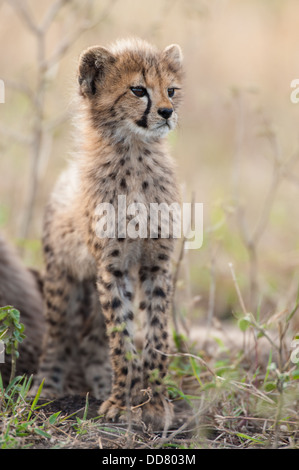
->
[123,120,173,142]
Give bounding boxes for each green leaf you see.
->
[0,311,7,321]
[264,382,276,392]
[0,373,3,394]
[238,315,251,332]
[34,428,51,439]
[10,308,20,323]
[83,393,89,421]
[0,328,8,340]
[48,411,62,425]
[189,356,203,387]
[263,349,273,385]
[15,322,25,332]
[236,432,266,445]
[28,379,45,421]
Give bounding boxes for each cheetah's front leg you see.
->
[139,257,174,430]
[97,260,143,422]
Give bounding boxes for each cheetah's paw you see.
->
[98,398,142,424]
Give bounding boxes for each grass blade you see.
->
[27,379,44,421]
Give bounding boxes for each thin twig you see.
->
[45,0,119,70]
[172,191,195,338]
[228,262,247,315]
[149,395,209,449]
[8,0,39,34]
[231,92,287,310]
[40,0,70,32]
[154,348,216,378]
[172,236,186,336]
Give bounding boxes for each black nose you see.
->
[158,107,173,120]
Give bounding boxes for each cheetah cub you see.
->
[36,38,183,430]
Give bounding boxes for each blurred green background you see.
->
[1,0,299,330]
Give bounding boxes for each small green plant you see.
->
[72,393,90,436]
[0,375,54,448]
[0,306,25,382]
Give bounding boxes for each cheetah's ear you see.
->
[78,46,116,97]
[163,44,183,70]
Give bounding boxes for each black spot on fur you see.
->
[111,297,122,309]
[113,270,123,278]
[126,310,134,321]
[158,253,169,261]
[110,249,120,257]
[139,267,148,282]
[120,178,127,189]
[150,316,161,326]
[153,286,166,298]
[124,291,132,300]
[151,266,160,272]
[130,377,141,389]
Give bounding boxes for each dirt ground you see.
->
[28,395,201,449]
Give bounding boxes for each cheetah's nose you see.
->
[158,107,173,120]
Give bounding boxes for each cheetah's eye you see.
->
[168,88,175,98]
[131,87,146,98]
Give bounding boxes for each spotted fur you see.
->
[34,38,183,430]
[0,234,45,385]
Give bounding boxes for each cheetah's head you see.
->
[77,38,183,142]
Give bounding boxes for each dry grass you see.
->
[0,0,299,450]
[1,298,298,449]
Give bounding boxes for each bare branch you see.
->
[45,0,119,70]
[4,0,119,240]
[230,90,289,309]
[45,111,71,133]
[1,78,33,100]
[0,124,31,145]
[171,191,195,339]
[207,245,217,329]
[228,262,247,316]
[8,0,39,35]
[251,164,280,245]
[40,0,71,32]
